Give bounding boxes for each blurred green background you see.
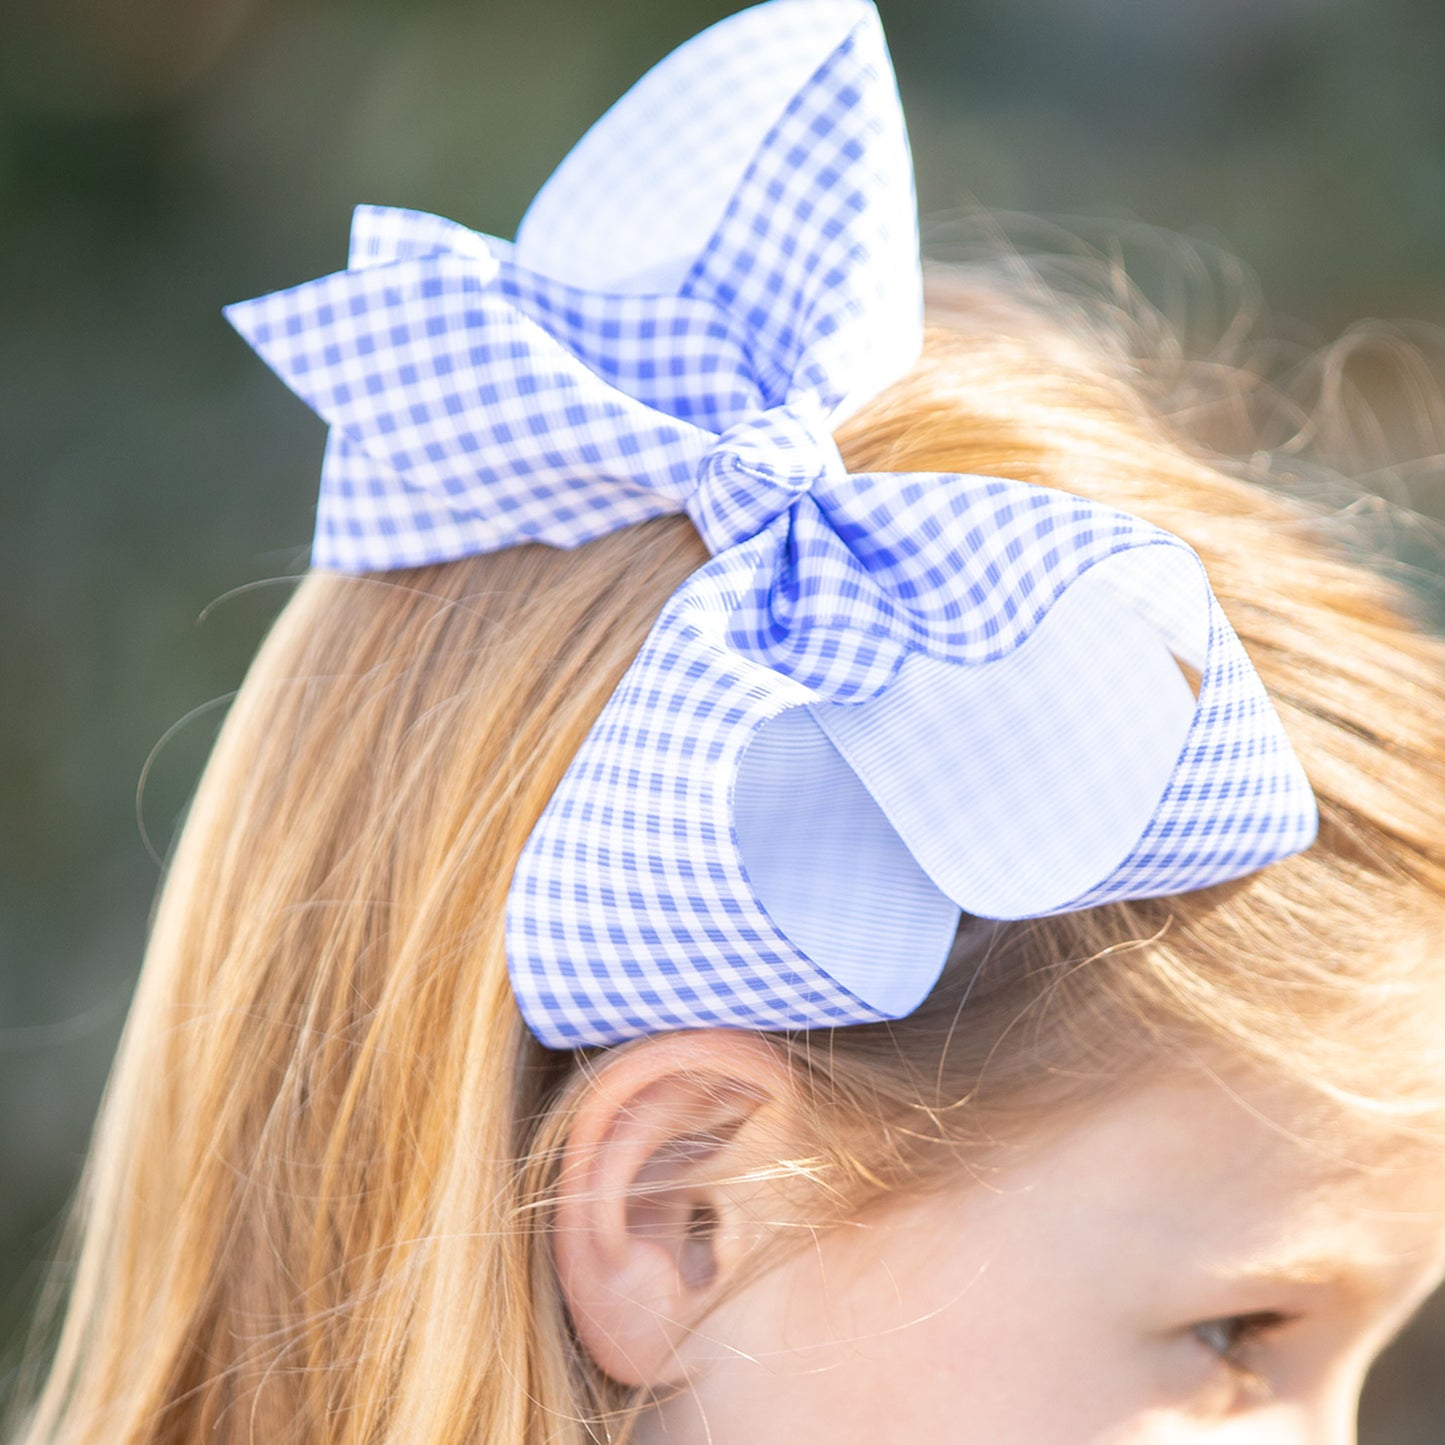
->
[4,0,1445,1435]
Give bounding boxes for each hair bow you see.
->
[225,0,1318,1048]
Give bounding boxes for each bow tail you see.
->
[224,254,723,565]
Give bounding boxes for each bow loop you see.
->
[687,405,845,553]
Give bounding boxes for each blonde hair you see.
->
[15,259,1445,1444]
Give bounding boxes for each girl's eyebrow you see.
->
[1223,1253,1353,1289]
[1217,1237,1445,1302]
[1204,1228,1394,1293]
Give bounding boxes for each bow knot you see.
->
[687,405,846,553]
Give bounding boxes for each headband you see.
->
[224,0,1318,1047]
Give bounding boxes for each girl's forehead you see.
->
[924,1070,1445,1296]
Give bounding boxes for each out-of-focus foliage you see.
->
[3,0,1444,1435]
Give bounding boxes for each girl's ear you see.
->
[551,1029,799,1388]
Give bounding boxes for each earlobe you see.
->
[551,1030,796,1388]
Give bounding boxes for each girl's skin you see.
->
[554,1033,1445,1444]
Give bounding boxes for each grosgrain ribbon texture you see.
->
[223,0,1320,1048]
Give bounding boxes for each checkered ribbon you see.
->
[225,0,1319,1047]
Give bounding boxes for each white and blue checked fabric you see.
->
[224,0,1319,1047]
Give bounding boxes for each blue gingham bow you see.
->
[225,0,1318,1047]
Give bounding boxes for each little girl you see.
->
[16,2,1445,1441]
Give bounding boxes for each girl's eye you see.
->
[1191,1312,1294,1397]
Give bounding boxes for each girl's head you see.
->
[18,3,1445,1442]
[22,287,1445,1444]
